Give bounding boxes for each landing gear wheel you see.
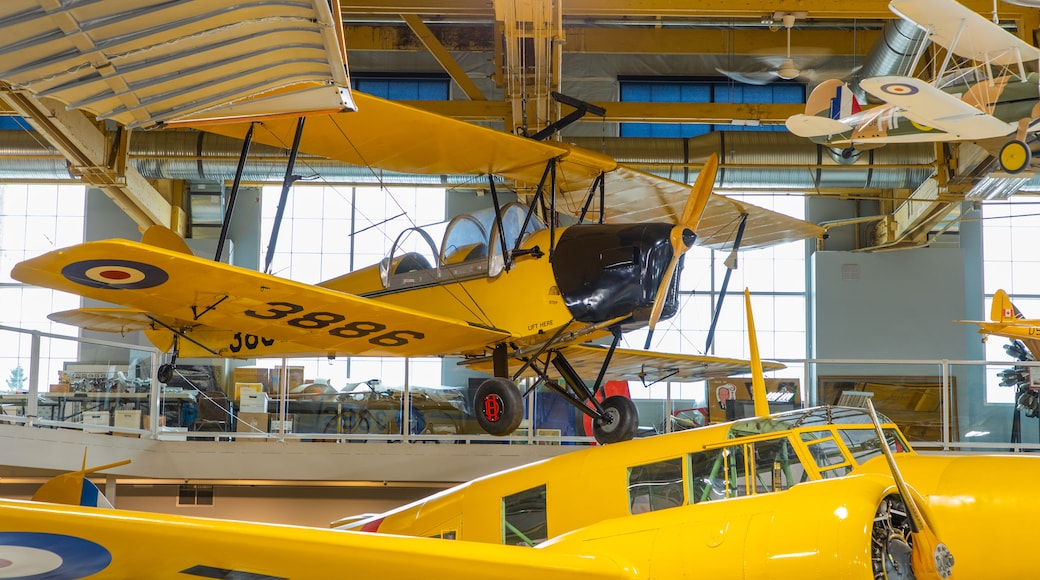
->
[999,139,1031,173]
[871,494,915,579]
[475,378,523,436]
[157,364,174,384]
[592,395,638,444]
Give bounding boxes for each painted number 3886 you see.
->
[244,301,424,347]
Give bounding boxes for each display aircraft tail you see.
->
[31,452,130,508]
[784,78,860,138]
[991,289,1023,323]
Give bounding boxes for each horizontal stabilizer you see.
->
[785,114,852,138]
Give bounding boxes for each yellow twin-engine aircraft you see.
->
[4,0,819,444]
[3,290,1040,578]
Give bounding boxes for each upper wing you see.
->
[0,499,630,580]
[860,76,1013,140]
[464,344,783,381]
[12,241,510,357]
[890,0,1040,66]
[190,92,823,249]
[0,0,353,129]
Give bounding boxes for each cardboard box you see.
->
[234,367,271,391]
[49,383,70,393]
[236,411,268,434]
[235,382,264,400]
[270,416,294,433]
[240,390,269,413]
[272,366,305,392]
[112,409,141,437]
[82,410,110,433]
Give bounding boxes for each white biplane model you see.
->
[787,0,1040,173]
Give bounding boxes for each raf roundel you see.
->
[0,532,111,579]
[879,82,919,96]
[61,260,169,290]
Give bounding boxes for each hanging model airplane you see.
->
[2,0,822,445]
[786,0,1040,173]
[4,290,1040,578]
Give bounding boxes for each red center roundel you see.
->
[99,270,132,280]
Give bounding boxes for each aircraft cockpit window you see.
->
[627,458,684,514]
[838,428,910,465]
[382,227,440,288]
[488,202,547,277]
[689,445,748,503]
[440,214,488,265]
[502,485,547,547]
[801,435,853,479]
[750,438,808,492]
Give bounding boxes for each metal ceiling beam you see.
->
[400,100,803,124]
[344,24,880,56]
[344,0,1031,19]
[400,14,487,100]
[0,87,184,235]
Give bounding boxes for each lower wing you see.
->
[0,499,630,580]
[464,344,783,382]
[860,76,1013,140]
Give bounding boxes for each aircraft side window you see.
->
[750,438,807,493]
[838,428,909,465]
[688,445,748,503]
[801,435,852,479]
[502,485,547,547]
[627,458,684,514]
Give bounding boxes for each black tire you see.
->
[157,364,174,384]
[474,377,524,436]
[592,395,639,444]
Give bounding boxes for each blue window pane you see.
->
[351,78,449,100]
[620,78,804,136]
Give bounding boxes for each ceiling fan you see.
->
[716,11,847,86]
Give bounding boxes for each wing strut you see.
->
[577,172,606,224]
[530,92,606,141]
[215,122,254,263]
[704,213,749,353]
[264,117,306,274]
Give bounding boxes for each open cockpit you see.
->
[380,202,547,291]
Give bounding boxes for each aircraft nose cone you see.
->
[681,228,696,249]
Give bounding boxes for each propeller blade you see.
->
[865,399,955,579]
[644,154,719,340]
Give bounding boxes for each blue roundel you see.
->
[61,259,169,290]
[0,532,112,579]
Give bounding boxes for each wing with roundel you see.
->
[186,92,823,250]
[0,499,630,580]
[463,344,783,381]
[11,241,510,358]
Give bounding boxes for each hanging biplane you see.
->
[4,290,1040,578]
[1,0,822,444]
[786,0,1040,173]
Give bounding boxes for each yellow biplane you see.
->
[2,291,1038,578]
[3,0,822,444]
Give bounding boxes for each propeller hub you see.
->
[681,228,696,248]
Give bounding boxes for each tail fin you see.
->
[785,79,861,138]
[32,452,130,508]
[805,78,861,119]
[991,289,1022,322]
[141,225,193,256]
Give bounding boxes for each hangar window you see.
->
[618,77,805,137]
[503,485,547,546]
[628,458,684,514]
[351,74,450,100]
